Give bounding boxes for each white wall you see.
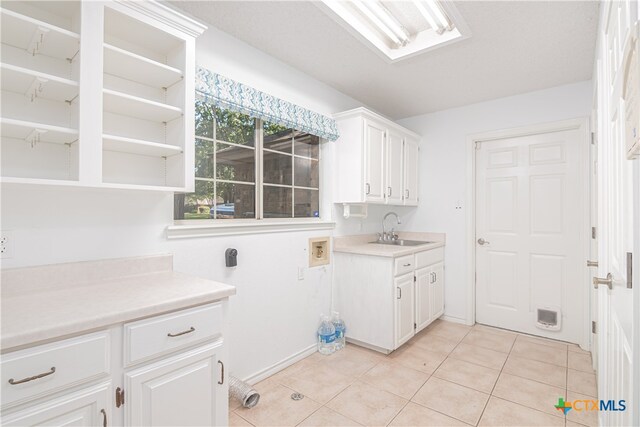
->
[391,81,593,322]
[0,24,360,381]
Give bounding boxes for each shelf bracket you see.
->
[27,26,50,56]
[25,129,46,148]
[26,77,48,102]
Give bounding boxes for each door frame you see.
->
[465,117,592,349]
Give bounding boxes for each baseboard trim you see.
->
[242,344,317,385]
[441,315,473,326]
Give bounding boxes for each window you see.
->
[174,102,321,221]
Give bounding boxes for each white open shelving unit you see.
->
[0,1,206,191]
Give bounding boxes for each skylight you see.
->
[317,0,470,62]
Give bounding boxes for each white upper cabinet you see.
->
[334,108,420,206]
[0,1,206,191]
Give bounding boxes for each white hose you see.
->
[229,376,260,408]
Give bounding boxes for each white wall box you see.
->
[333,107,420,208]
[0,1,206,191]
[0,302,229,427]
[333,246,444,353]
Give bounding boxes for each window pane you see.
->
[195,101,215,138]
[215,108,255,146]
[263,150,292,185]
[195,138,213,178]
[215,182,255,219]
[174,179,214,220]
[263,122,292,153]
[294,157,319,188]
[293,132,319,159]
[263,186,292,218]
[294,189,319,218]
[216,143,255,183]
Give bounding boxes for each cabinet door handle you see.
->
[167,326,195,337]
[397,287,401,299]
[387,186,392,197]
[365,183,370,195]
[218,360,225,385]
[101,409,107,427]
[405,189,409,199]
[431,272,435,284]
[434,272,437,282]
[8,366,56,385]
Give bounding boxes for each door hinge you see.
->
[591,227,597,239]
[590,132,595,145]
[475,141,482,150]
[116,387,124,408]
[414,322,417,330]
[627,252,633,289]
[592,321,597,334]
[414,275,416,282]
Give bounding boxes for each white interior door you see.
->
[595,2,636,425]
[475,122,587,343]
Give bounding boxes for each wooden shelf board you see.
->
[103,89,183,123]
[1,117,78,144]
[103,44,183,88]
[1,62,78,102]
[0,7,79,60]
[103,134,182,157]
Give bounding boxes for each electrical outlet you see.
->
[1,231,13,259]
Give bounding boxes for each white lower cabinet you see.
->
[334,246,445,353]
[1,301,229,427]
[394,273,415,347]
[2,382,111,427]
[125,342,225,427]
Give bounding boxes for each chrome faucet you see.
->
[379,212,401,241]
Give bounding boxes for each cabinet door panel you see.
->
[125,342,225,427]
[386,131,403,204]
[364,119,386,203]
[403,138,419,205]
[430,262,444,320]
[394,273,415,348]
[415,267,432,332]
[1,383,110,427]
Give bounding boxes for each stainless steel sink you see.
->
[370,239,436,246]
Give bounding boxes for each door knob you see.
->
[477,238,489,245]
[593,273,613,289]
[587,260,599,267]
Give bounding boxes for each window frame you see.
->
[174,105,326,226]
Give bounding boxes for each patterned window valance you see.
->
[196,66,339,141]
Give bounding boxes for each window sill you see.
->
[166,219,335,239]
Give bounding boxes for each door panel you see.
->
[125,343,223,427]
[475,126,585,343]
[386,131,403,204]
[430,262,444,319]
[394,273,415,347]
[364,120,386,203]
[403,138,419,205]
[415,267,432,331]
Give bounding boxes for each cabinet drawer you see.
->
[124,303,222,366]
[1,332,110,409]
[416,247,444,269]
[394,255,415,276]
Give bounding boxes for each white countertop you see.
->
[1,255,236,351]
[333,232,446,258]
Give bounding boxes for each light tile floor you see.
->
[230,320,597,427]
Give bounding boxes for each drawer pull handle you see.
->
[101,409,107,427]
[8,366,56,385]
[218,360,224,385]
[403,263,411,267]
[167,326,195,337]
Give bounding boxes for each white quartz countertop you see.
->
[333,232,445,258]
[1,255,236,351]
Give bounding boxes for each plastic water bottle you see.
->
[317,315,336,355]
[332,312,346,351]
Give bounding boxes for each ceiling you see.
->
[171,1,599,120]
